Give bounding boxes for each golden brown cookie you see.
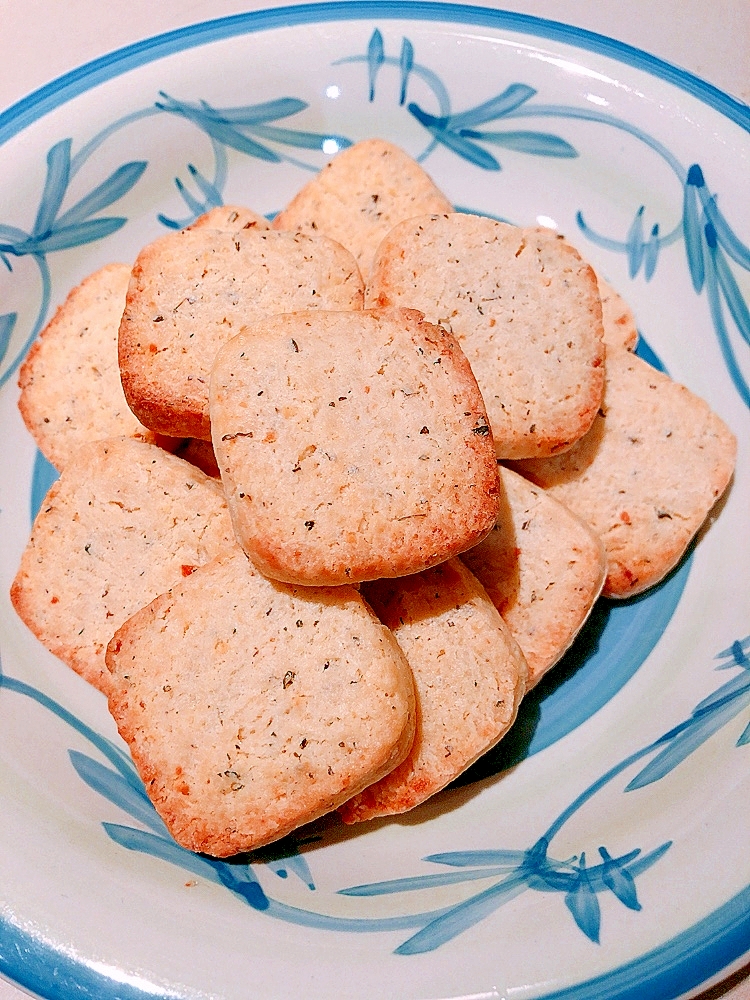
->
[210,307,501,585]
[339,558,527,822]
[118,227,364,440]
[462,466,606,685]
[366,215,606,459]
[272,138,453,279]
[10,437,235,693]
[511,348,737,597]
[106,547,416,856]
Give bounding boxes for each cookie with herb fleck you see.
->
[339,558,527,823]
[511,348,737,598]
[531,226,639,352]
[17,263,169,471]
[210,307,501,586]
[272,138,453,279]
[106,547,416,857]
[366,214,606,460]
[461,465,606,686]
[10,437,235,693]
[597,274,639,352]
[187,204,270,233]
[118,227,365,441]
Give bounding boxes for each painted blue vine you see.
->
[2,26,748,400]
[1,632,748,953]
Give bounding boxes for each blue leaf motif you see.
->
[448,84,537,130]
[367,29,385,101]
[103,822,225,883]
[184,163,223,206]
[250,124,350,152]
[626,681,750,790]
[564,855,601,943]
[68,750,166,835]
[394,871,529,955]
[214,863,270,910]
[265,853,316,890]
[683,165,706,293]
[644,223,660,280]
[175,177,210,215]
[55,161,147,229]
[408,104,500,169]
[738,720,750,746]
[693,667,750,715]
[598,847,641,910]
[424,849,529,867]
[715,636,750,668]
[626,206,646,278]
[340,865,519,897]
[399,37,414,105]
[0,222,37,247]
[198,97,308,125]
[0,312,17,365]
[463,129,577,158]
[708,229,750,348]
[199,120,281,161]
[701,195,750,270]
[32,217,127,254]
[33,139,72,236]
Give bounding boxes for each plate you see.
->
[1,4,749,998]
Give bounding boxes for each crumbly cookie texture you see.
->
[511,348,737,598]
[106,547,416,857]
[186,204,270,233]
[531,226,639,352]
[339,558,527,822]
[17,263,169,471]
[10,437,235,693]
[210,307,501,586]
[272,138,453,279]
[596,273,639,352]
[118,227,364,440]
[366,214,605,459]
[462,465,607,686]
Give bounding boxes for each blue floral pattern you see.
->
[1,27,748,403]
[1,630,748,952]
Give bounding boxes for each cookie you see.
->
[106,547,416,857]
[272,138,453,279]
[209,307,501,586]
[531,227,638,352]
[366,215,605,459]
[461,465,607,686]
[597,274,639,352]
[118,227,365,440]
[511,348,737,598]
[339,558,527,822]
[172,437,220,478]
[10,437,235,693]
[17,263,165,471]
[187,204,270,232]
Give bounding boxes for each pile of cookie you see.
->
[11,140,736,858]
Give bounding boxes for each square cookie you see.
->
[511,348,737,598]
[366,215,605,459]
[106,547,416,856]
[118,227,364,440]
[10,437,235,693]
[210,307,501,585]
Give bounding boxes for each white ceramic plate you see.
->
[1,5,749,998]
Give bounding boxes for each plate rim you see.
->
[1,1,749,147]
[0,4,748,999]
